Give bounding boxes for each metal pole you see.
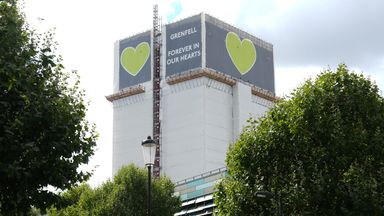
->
[278,195,283,216]
[148,165,151,216]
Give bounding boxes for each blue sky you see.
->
[167,1,182,23]
[24,0,384,186]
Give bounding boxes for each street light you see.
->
[255,191,283,216]
[142,136,156,216]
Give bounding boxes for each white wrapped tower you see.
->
[107,13,276,182]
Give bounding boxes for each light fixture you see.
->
[142,136,156,166]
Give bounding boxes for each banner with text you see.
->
[166,15,202,77]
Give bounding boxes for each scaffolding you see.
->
[152,4,162,178]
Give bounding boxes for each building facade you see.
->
[107,12,276,214]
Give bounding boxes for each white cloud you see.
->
[275,65,323,97]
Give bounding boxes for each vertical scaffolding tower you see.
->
[152,5,162,178]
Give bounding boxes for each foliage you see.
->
[48,164,181,216]
[215,64,384,215]
[0,0,97,214]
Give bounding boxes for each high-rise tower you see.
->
[107,13,276,182]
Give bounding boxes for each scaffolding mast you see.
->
[152,4,162,178]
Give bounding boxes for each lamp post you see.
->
[255,191,283,216]
[142,136,156,216]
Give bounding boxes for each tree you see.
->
[0,0,97,214]
[215,64,384,215]
[48,164,181,216]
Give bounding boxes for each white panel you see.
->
[162,84,205,181]
[161,77,235,181]
[233,82,251,140]
[203,86,232,172]
[112,90,153,175]
[249,99,270,120]
[233,82,274,140]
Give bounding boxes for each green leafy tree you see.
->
[215,64,384,215]
[0,0,97,214]
[48,164,181,216]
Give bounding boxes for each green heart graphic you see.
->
[225,32,256,75]
[120,42,150,76]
